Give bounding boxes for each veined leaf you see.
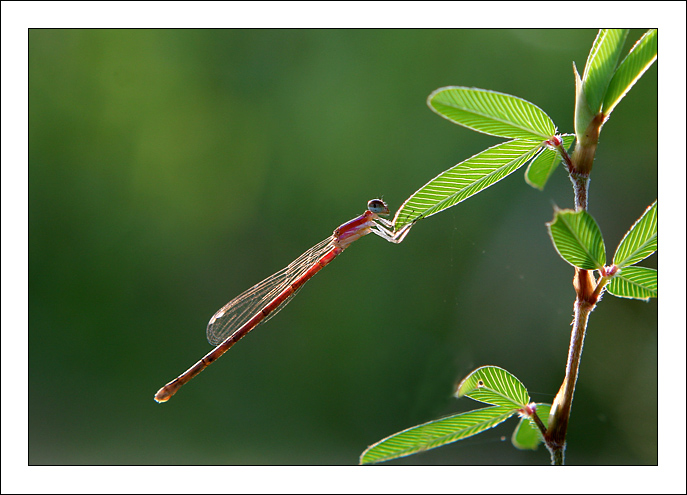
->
[613,201,657,268]
[428,87,556,140]
[603,29,657,119]
[393,139,542,229]
[582,29,629,114]
[359,406,514,465]
[607,266,657,300]
[547,208,606,270]
[525,134,575,190]
[456,366,529,408]
[512,403,552,451]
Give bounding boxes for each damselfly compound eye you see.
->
[367,199,390,216]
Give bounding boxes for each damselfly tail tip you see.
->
[154,387,171,403]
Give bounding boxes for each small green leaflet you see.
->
[359,406,514,465]
[525,134,576,190]
[581,29,629,114]
[393,139,542,230]
[428,86,557,140]
[512,403,552,451]
[456,366,530,409]
[613,201,657,268]
[547,208,606,270]
[602,29,657,120]
[607,266,657,300]
[605,201,658,300]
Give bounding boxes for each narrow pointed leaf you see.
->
[547,209,606,270]
[525,134,576,190]
[393,139,541,229]
[456,366,529,409]
[428,87,556,140]
[582,29,629,113]
[360,406,514,464]
[574,61,595,140]
[602,29,657,119]
[512,403,552,451]
[613,201,657,267]
[607,266,657,300]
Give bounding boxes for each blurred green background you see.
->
[29,29,657,465]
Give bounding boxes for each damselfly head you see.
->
[367,199,390,216]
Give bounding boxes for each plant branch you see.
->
[555,140,575,174]
[544,115,604,464]
[530,409,548,438]
[545,293,594,464]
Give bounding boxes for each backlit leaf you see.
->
[607,266,657,300]
[547,208,606,270]
[582,29,629,113]
[360,406,514,464]
[613,201,657,268]
[602,30,657,119]
[428,86,556,140]
[393,139,541,229]
[456,366,529,409]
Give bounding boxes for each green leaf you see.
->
[456,366,530,409]
[547,208,606,270]
[613,201,657,268]
[573,61,594,141]
[512,403,552,451]
[607,266,657,300]
[525,134,575,190]
[581,29,629,114]
[428,86,556,140]
[359,406,514,465]
[393,139,542,229]
[602,30,657,119]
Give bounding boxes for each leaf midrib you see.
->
[433,99,549,139]
[557,211,604,268]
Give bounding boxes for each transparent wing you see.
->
[206,235,336,345]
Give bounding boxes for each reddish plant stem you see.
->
[545,116,603,464]
[530,410,549,438]
[545,292,595,463]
